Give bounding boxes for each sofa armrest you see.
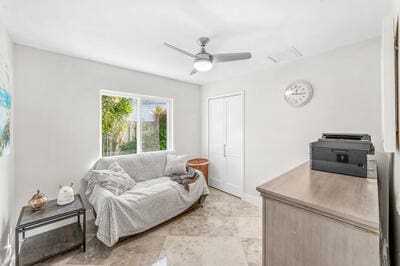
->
[87,184,115,219]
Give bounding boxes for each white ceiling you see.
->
[0,0,390,85]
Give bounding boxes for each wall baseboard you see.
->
[241,193,262,207]
[209,182,262,207]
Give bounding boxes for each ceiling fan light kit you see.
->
[194,58,213,72]
[164,37,251,75]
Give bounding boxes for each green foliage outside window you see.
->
[159,127,167,150]
[156,105,167,150]
[102,94,168,156]
[119,140,137,154]
[102,95,133,156]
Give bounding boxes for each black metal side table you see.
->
[15,194,86,266]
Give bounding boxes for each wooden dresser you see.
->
[256,163,380,266]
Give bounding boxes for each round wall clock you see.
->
[284,80,313,107]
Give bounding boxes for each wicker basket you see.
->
[187,158,209,184]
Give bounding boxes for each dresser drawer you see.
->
[264,197,379,266]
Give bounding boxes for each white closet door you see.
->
[224,95,244,197]
[208,97,226,188]
[208,93,244,198]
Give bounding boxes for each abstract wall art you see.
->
[0,86,10,156]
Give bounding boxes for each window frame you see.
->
[100,90,173,157]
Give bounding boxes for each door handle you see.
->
[223,144,226,157]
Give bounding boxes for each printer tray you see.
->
[311,160,367,177]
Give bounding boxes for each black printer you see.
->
[310,133,375,178]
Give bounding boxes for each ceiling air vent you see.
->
[267,47,303,63]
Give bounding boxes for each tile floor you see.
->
[38,188,262,266]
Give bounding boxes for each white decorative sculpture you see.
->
[57,183,74,205]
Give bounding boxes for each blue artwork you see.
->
[0,87,11,156]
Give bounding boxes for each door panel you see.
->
[226,95,244,157]
[225,156,243,196]
[225,95,244,197]
[208,98,226,187]
[208,94,244,198]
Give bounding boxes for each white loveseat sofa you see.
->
[85,151,209,247]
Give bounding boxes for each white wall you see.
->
[201,38,383,198]
[388,1,400,264]
[14,45,201,211]
[394,0,400,15]
[391,0,400,214]
[0,20,14,265]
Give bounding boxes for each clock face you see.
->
[284,81,313,107]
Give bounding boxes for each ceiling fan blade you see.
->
[163,42,196,58]
[189,68,198,75]
[213,52,251,63]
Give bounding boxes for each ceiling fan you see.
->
[163,37,252,75]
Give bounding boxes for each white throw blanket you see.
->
[86,172,209,247]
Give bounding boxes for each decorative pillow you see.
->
[164,154,188,176]
[90,162,136,196]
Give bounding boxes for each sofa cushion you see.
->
[90,162,136,196]
[92,151,168,182]
[164,154,188,176]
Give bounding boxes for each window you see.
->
[101,91,172,157]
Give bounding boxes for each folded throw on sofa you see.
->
[170,167,199,191]
[87,162,136,196]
